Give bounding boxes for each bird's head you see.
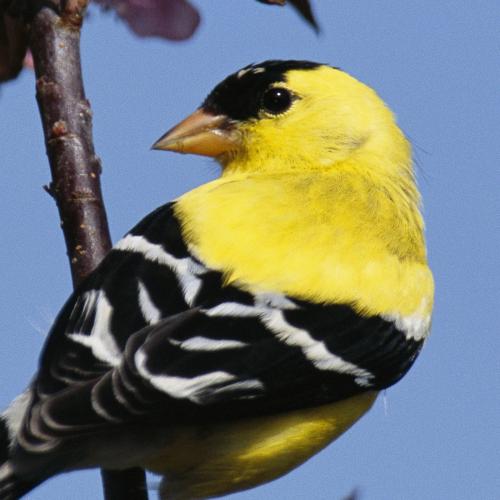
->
[153,60,410,176]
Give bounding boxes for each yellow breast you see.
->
[144,392,377,499]
[176,171,433,318]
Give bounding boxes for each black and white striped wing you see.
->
[21,201,424,453]
[34,203,221,397]
[19,298,423,455]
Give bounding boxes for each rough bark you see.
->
[29,2,111,285]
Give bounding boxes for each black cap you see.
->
[202,60,322,121]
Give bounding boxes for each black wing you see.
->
[33,202,251,397]
[19,201,423,455]
[18,297,422,456]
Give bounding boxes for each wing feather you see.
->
[18,202,423,459]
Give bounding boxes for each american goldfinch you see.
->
[0,60,433,499]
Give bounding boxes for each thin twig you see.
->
[27,2,148,498]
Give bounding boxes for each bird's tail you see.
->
[0,414,38,499]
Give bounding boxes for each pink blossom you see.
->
[94,0,200,40]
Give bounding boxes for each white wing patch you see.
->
[203,293,297,318]
[204,295,374,386]
[262,309,374,387]
[2,389,32,446]
[204,302,260,318]
[138,280,161,324]
[170,336,248,351]
[389,313,431,341]
[383,298,432,341]
[67,290,122,367]
[135,350,263,404]
[115,234,206,306]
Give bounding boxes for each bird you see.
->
[0,60,433,499]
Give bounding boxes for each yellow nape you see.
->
[144,392,377,499]
[221,65,410,180]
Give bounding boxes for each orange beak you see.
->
[152,109,239,157]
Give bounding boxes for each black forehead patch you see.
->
[202,60,322,121]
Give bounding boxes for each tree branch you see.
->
[101,468,149,500]
[27,1,148,498]
[29,1,110,285]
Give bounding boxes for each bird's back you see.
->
[176,169,432,320]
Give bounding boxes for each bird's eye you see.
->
[261,87,293,115]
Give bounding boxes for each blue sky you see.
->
[1,1,499,499]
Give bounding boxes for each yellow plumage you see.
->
[177,169,432,317]
[148,62,433,497]
[146,393,377,499]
